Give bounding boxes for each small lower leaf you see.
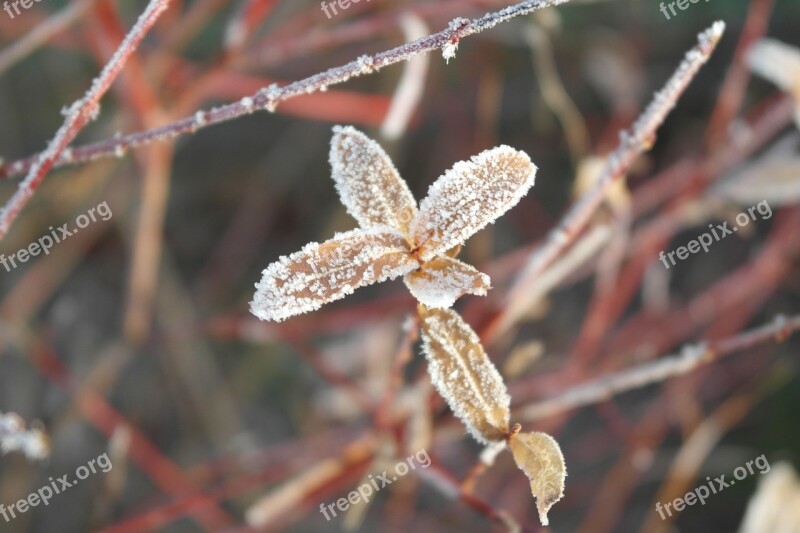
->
[418,306,510,443]
[509,431,566,526]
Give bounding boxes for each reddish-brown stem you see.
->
[0,0,171,239]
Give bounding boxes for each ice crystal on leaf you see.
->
[249,126,562,525]
[418,306,511,443]
[329,126,418,235]
[250,126,537,322]
[404,255,490,308]
[251,227,419,322]
[418,306,566,526]
[412,145,537,261]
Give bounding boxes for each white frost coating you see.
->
[420,308,511,444]
[261,83,282,112]
[329,125,419,236]
[442,41,459,63]
[250,226,419,322]
[250,128,540,321]
[404,256,490,308]
[357,55,375,73]
[412,145,536,260]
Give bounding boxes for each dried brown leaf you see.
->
[509,430,566,527]
[404,256,491,308]
[418,306,510,443]
[251,227,419,322]
[411,146,536,260]
[329,126,419,236]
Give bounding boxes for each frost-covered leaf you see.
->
[747,39,800,127]
[411,146,536,260]
[404,256,490,308]
[251,227,418,322]
[329,126,419,236]
[418,306,510,443]
[509,431,566,527]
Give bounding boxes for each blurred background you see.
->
[0,0,799,531]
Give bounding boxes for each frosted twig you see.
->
[491,21,726,340]
[0,0,570,181]
[0,0,170,239]
[0,412,49,460]
[517,314,800,421]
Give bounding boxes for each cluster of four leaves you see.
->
[251,126,565,525]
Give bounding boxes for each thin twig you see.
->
[0,0,170,239]
[517,314,800,421]
[0,0,571,182]
[487,21,726,341]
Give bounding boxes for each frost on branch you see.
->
[329,125,419,236]
[404,255,490,308]
[412,146,537,261]
[509,430,566,527]
[747,39,800,128]
[419,306,510,443]
[250,227,418,322]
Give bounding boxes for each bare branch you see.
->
[0,0,171,239]
[517,314,800,421]
[492,21,726,339]
[0,0,570,181]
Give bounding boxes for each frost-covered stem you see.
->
[0,0,170,239]
[0,412,49,460]
[494,22,725,340]
[0,0,570,181]
[518,314,800,421]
